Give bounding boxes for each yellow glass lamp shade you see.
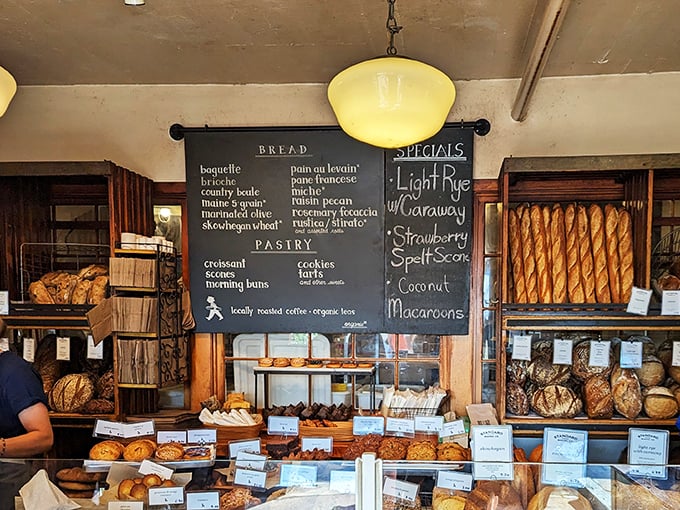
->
[328,56,455,149]
[0,66,17,117]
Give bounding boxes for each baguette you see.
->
[530,204,552,303]
[618,208,634,301]
[520,206,539,303]
[542,205,553,278]
[604,204,621,302]
[576,204,597,303]
[550,204,567,303]
[564,203,585,303]
[588,204,611,303]
[508,208,527,303]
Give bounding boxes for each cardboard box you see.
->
[86,297,113,345]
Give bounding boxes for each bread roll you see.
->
[550,204,568,303]
[604,204,621,302]
[583,375,614,418]
[564,203,585,303]
[643,386,679,419]
[530,204,553,303]
[528,486,592,510]
[508,208,527,303]
[588,204,611,303]
[617,208,634,301]
[506,382,530,416]
[520,206,539,303]
[610,365,643,419]
[531,385,583,418]
[576,205,596,303]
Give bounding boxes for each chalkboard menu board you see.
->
[384,127,473,334]
[184,129,385,333]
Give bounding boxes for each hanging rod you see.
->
[168,119,491,141]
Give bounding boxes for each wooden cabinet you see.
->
[497,154,680,434]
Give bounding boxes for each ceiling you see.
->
[1,0,679,86]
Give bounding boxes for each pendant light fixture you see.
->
[327,0,456,149]
[0,66,17,117]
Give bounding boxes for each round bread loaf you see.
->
[506,382,530,416]
[48,373,95,412]
[465,480,522,510]
[657,340,673,369]
[96,369,115,400]
[583,375,613,418]
[635,355,665,387]
[643,386,679,419]
[81,398,115,414]
[668,364,680,384]
[531,385,583,418]
[610,365,643,419]
[572,340,613,381]
[34,334,61,395]
[531,339,554,359]
[528,355,571,386]
[506,358,529,386]
[528,486,592,510]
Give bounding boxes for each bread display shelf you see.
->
[83,445,216,471]
[4,311,91,329]
[253,366,376,375]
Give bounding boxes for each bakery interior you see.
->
[2,0,680,509]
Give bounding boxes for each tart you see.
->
[258,357,273,367]
[290,357,306,367]
[123,439,156,462]
[155,441,185,461]
[89,439,124,460]
[325,362,341,368]
[273,357,290,367]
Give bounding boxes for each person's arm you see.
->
[1,402,53,457]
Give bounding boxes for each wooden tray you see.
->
[204,414,265,442]
[298,420,354,442]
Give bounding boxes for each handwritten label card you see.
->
[56,337,70,361]
[235,451,267,470]
[157,430,187,444]
[268,416,299,436]
[148,486,184,505]
[186,491,220,510]
[440,419,466,439]
[0,290,8,315]
[108,502,144,510]
[588,340,611,367]
[188,428,217,445]
[511,335,532,361]
[661,290,680,316]
[627,287,652,316]
[126,421,156,438]
[620,341,643,369]
[353,416,385,435]
[436,471,473,491]
[553,338,573,365]
[23,337,35,362]
[673,341,680,367]
[234,468,267,489]
[628,428,669,479]
[385,417,415,436]
[415,415,444,433]
[383,477,419,503]
[94,419,125,438]
[229,439,261,458]
[87,334,104,360]
[139,459,174,481]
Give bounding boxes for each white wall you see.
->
[0,72,679,181]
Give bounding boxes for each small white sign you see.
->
[620,341,643,369]
[0,338,9,352]
[157,430,187,444]
[280,463,318,487]
[472,462,514,481]
[588,340,611,368]
[268,416,299,436]
[186,491,220,510]
[440,419,466,439]
[234,468,267,488]
[511,335,532,361]
[87,334,104,360]
[672,341,680,367]
[56,336,70,361]
[124,421,155,438]
[627,287,652,316]
[385,417,415,436]
[471,425,513,462]
[108,502,144,510]
[139,459,174,481]
[229,438,261,458]
[553,338,573,365]
[383,477,419,503]
[414,415,444,433]
[0,290,9,315]
[23,337,35,363]
[628,428,669,479]
[329,470,356,493]
[301,436,333,453]
[94,419,125,438]
[235,451,267,470]
[541,428,588,487]
[436,471,473,491]
[661,290,680,316]
[541,463,586,487]
[148,486,184,505]
[352,416,384,435]
[188,428,217,445]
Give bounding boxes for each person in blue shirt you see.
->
[0,318,54,508]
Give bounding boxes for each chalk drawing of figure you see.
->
[205,296,224,320]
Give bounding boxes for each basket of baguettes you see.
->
[507,202,634,305]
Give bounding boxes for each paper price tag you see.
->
[268,416,299,435]
[543,428,588,463]
[0,338,9,352]
[329,470,356,493]
[148,486,184,505]
[471,425,513,462]
[139,459,174,480]
[229,439,261,458]
[234,468,267,488]
[352,416,384,435]
[108,502,144,510]
[235,451,267,470]
[56,336,70,361]
[280,463,318,487]
[511,335,532,361]
[628,428,669,479]
[440,419,466,438]
[553,338,573,365]
[473,462,514,481]
[620,341,643,369]
[673,341,680,367]
[383,477,418,502]
[94,419,125,438]
[385,417,415,436]
[23,337,35,362]
[541,463,586,488]
[0,290,8,315]
[123,421,155,438]
[661,290,680,315]
[157,430,187,444]
[436,471,473,491]
[588,340,611,368]
[301,436,333,452]
[627,287,652,315]
[186,491,220,509]
[188,428,217,444]
[414,415,443,433]
[87,334,104,360]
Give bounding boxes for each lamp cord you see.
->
[386,0,403,56]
